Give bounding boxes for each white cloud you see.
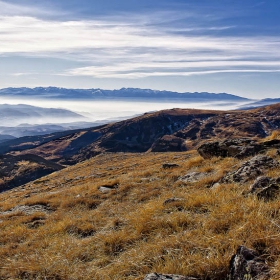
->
[0,6,280,79]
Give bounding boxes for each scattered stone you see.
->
[144,273,197,280]
[1,204,52,216]
[98,184,118,193]
[26,219,45,229]
[162,163,179,169]
[249,176,280,200]
[228,246,269,280]
[163,197,184,205]
[211,182,221,190]
[223,155,278,183]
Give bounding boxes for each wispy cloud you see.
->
[1,2,280,79]
[0,0,58,17]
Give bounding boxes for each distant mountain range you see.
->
[0,87,251,101]
[2,87,280,107]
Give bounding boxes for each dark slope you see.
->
[0,154,63,192]
[1,103,279,166]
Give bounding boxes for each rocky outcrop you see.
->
[150,135,187,152]
[228,246,269,280]
[197,139,263,159]
[249,176,280,200]
[144,273,197,280]
[198,138,280,160]
[223,155,278,183]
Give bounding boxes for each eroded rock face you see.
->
[249,176,280,200]
[228,246,269,280]
[223,155,278,183]
[197,139,262,159]
[150,135,187,152]
[144,273,197,280]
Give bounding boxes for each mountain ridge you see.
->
[1,103,279,166]
[0,87,250,101]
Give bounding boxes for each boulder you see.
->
[223,155,278,183]
[197,139,262,159]
[228,246,269,280]
[249,176,280,200]
[144,273,197,280]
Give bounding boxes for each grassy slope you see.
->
[1,143,280,279]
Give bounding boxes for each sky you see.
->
[0,0,280,98]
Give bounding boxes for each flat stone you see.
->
[98,184,118,193]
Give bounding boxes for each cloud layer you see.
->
[1,1,280,79]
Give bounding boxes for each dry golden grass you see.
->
[0,149,280,279]
[266,130,280,140]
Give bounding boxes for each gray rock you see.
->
[144,273,197,280]
[179,172,207,183]
[98,184,118,193]
[1,204,52,215]
[223,155,278,183]
[228,246,269,280]
[249,176,280,200]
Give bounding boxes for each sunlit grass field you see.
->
[1,143,280,279]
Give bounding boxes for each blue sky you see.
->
[0,0,280,98]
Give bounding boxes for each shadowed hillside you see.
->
[2,104,279,166]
